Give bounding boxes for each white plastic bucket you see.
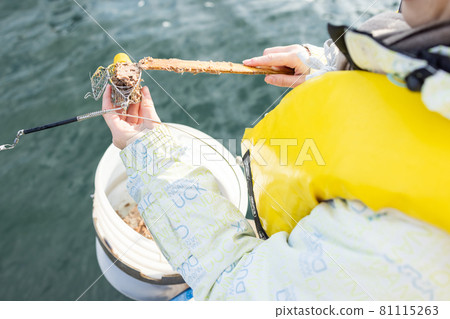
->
[93,123,248,300]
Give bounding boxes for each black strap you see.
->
[327,24,362,71]
[242,150,269,240]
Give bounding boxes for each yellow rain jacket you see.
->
[242,28,450,237]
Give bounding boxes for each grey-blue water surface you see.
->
[0,0,399,300]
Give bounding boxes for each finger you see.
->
[102,84,114,111]
[102,85,122,129]
[140,86,161,128]
[119,108,127,121]
[117,109,127,121]
[136,108,143,125]
[264,74,306,88]
[242,47,289,65]
[270,65,298,74]
[242,52,297,68]
[263,44,301,56]
[126,102,140,125]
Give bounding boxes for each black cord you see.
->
[23,117,78,135]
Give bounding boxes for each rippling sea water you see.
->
[0,0,399,300]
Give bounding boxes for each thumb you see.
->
[243,52,296,68]
[140,86,161,128]
[102,84,122,129]
[264,74,306,88]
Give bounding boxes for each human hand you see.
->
[243,44,310,87]
[102,85,160,149]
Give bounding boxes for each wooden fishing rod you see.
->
[138,57,295,75]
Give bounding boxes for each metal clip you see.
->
[0,129,24,152]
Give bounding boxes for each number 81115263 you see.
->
[379,305,438,316]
